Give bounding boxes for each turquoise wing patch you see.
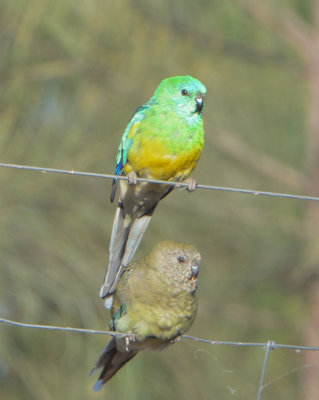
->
[110,105,148,202]
[109,304,127,331]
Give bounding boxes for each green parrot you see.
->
[92,240,201,390]
[100,76,206,306]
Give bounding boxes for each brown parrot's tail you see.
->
[90,338,137,391]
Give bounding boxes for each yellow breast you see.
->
[123,136,202,181]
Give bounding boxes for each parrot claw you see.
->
[170,335,182,344]
[125,332,136,351]
[127,171,138,185]
[183,178,197,192]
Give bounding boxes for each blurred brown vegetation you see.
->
[1,0,319,399]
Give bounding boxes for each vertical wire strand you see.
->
[257,341,275,400]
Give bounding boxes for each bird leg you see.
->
[182,177,197,192]
[125,332,136,351]
[127,171,138,185]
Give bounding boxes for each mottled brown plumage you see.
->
[91,241,201,390]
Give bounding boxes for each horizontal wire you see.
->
[0,317,120,336]
[1,162,319,202]
[181,334,319,351]
[1,318,319,351]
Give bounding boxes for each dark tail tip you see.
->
[110,179,118,202]
[91,339,137,390]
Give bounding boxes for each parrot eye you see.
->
[181,89,188,96]
[177,256,185,263]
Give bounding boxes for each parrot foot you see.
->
[127,171,138,185]
[170,335,182,344]
[125,332,136,351]
[182,178,197,192]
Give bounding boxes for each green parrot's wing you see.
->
[110,105,150,202]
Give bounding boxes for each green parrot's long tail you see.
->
[100,181,174,305]
[90,338,137,391]
[99,203,153,302]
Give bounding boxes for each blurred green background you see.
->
[1,0,319,399]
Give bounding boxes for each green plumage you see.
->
[92,241,201,390]
[115,75,206,171]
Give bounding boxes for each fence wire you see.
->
[1,161,319,399]
[1,162,319,202]
[1,317,319,399]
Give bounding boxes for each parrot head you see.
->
[152,75,206,118]
[148,240,201,291]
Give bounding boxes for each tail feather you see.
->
[121,214,152,266]
[101,183,172,300]
[100,206,155,300]
[110,179,118,203]
[100,204,130,299]
[91,338,137,390]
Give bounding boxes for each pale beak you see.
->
[195,93,204,113]
[191,264,200,278]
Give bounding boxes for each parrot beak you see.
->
[195,93,204,113]
[190,264,200,278]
